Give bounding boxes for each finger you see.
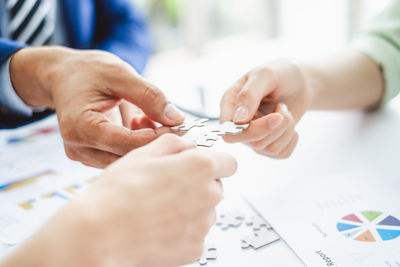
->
[257,132,298,159]
[220,76,247,123]
[231,68,279,124]
[130,115,156,130]
[78,111,173,155]
[256,127,294,155]
[250,103,295,151]
[64,145,120,168]
[119,101,143,128]
[130,116,142,130]
[180,149,238,179]
[127,134,196,158]
[104,107,123,126]
[138,115,157,129]
[112,72,185,126]
[223,113,285,143]
[278,133,299,158]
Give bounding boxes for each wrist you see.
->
[298,62,324,110]
[9,46,74,109]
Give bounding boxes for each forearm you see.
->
[303,50,384,110]
[2,202,106,267]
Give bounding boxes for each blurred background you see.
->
[134,0,392,117]
[136,0,389,53]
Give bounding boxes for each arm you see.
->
[93,0,152,73]
[2,135,237,267]
[219,1,400,159]
[303,50,383,110]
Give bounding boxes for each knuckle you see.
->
[203,184,222,207]
[266,142,281,155]
[257,67,274,77]
[188,152,217,177]
[237,88,256,100]
[142,84,164,106]
[64,146,79,161]
[277,152,290,159]
[60,121,79,143]
[251,140,266,151]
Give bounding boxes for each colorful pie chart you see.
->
[337,211,400,242]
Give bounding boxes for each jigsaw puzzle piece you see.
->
[198,243,217,265]
[171,118,209,132]
[216,211,245,230]
[246,215,272,231]
[241,229,280,250]
[191,132,219,148]
[219,121,250,135]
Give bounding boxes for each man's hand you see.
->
[220,60,312,159]
[3,134,237,267]
[9,46,185,168]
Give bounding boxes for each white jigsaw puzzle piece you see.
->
[171,118,209,132]
[219,121,250,135]
[198,243,217,265]
[216,210,245,230]
[192,132,216,148]
[246,215,272,231]
[241,229,280,250]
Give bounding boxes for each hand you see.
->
[10,46,185,168]
[220,60,312,158]
[3,134,237,267]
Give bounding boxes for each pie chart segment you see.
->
[342,213,362,223]
[378,215,400,227]
[361,211,382,222]
[376,229,400,241]
[354,230,375,242]
[337,211,400,242]
[336,222,360,232]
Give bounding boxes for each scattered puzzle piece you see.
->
[171,118,209,132]
[198,243,217,265]
[216,211,245,230]
[241,229,280,250]
[246,215,272,231]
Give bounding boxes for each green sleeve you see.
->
[352,0,400,104]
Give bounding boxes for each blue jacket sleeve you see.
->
[0,38,25,66]
[94,0,153,74]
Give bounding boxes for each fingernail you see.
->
[233,106,249,122]
[268,115,283,130]
[164,103,185,122]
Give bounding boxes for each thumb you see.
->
[127,134,196,158]
[115,74,185,126]
[232,71,278,124]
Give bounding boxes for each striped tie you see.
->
[6,0,54,45]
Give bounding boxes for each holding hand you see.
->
[10,47,185,168]
[220,60,312,158]
[3,134,237,267]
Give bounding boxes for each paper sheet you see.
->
[0,116,100,247]
[247,172,400,267]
